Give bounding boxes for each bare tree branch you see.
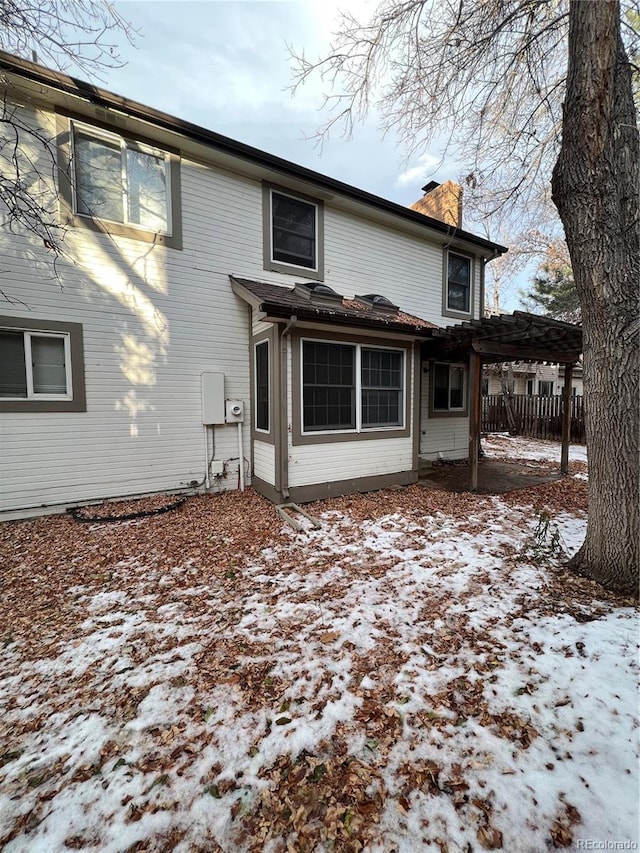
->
[289,0,639,222]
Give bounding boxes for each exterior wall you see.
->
[419,367,468,460]
[1,98,488,516]
[1,106,255,516]
[253,440,276,484]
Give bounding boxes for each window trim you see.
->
[428,361,468,418]
[442,249,474,319]
[262,183,324,281]
[0,317,86,413]
[291,332,411,445]
[56,112,182,250]
[250,328,276,446]
[538,380,554,397]
[254,338,270,435]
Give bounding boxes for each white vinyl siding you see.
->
[2,100,485,516]
[288,437,412,487]
[419,368,468,460]
[253,440,275,485]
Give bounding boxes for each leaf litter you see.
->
[0,437,637,852]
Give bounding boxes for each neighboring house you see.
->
[483,362,584,397]
[0,53,580,519]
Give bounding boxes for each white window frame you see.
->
[432,362,467,413]
[270,188,319,273]
[1,329,72,401]
[70,120,173,236]
[300,337,405,435]
[538,380,554,396]
[254,339,270,434]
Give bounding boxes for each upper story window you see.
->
[443,250,473,318]
[263,185,324,281]
[73,123,170,233]
[57,116,182,249]
[0,318,86,413]
[301,340,403,433]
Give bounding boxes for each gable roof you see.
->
[230,277,437,335]
[0,50,507,258]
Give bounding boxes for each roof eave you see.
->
[0,50,507,256]
[261,303,428,337]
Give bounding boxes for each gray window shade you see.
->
[75,132,124,222]
[31,336,67,394]
[0,331,27,397]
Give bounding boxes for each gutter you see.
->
[262,305,432,337]
[0,50,507,257]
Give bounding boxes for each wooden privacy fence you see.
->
[482,394,586,442]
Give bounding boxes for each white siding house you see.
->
[0,52,507,518]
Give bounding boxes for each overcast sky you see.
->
[107,1,459,208]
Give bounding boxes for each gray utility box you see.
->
[201,372,225,425]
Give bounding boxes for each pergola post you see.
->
[560,362,574,475]
[468,349,482,491]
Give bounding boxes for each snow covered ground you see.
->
[0,436,637,853]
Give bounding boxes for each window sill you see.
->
[428,408,468,419]
[0,399,85,413]
[67,213,182,250]
[264,258,323,282]
[293,426,410,445]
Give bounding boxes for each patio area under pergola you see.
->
[421,311,583,492]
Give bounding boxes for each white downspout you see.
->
[237,421,245,492]
[204,425,211,490]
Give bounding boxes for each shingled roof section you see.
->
[230,277,437,335]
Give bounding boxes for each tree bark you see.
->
[552,1,639,595]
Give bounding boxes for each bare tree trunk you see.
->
[552,1,639,595]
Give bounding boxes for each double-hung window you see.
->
[302,340,404,433]
[72,123,171,234]
[445,251,472,316]
[263,186,324,280]
[432,363,467,413]
[538,380,554,397]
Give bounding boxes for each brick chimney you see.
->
[410,180,462,228]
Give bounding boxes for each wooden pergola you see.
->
[422,312,583,491]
